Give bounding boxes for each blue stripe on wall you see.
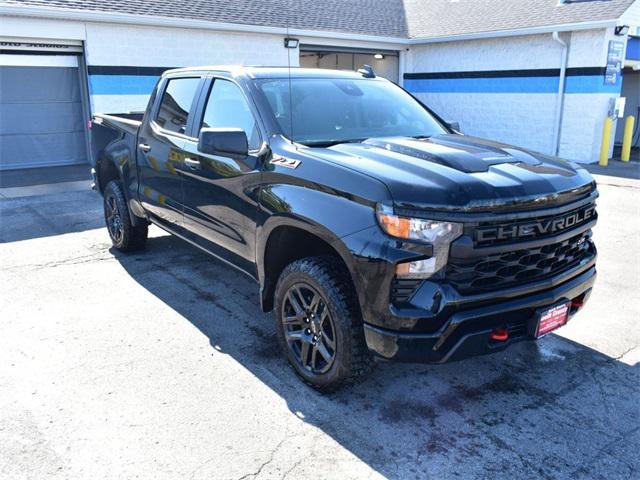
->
[404,75,621,95]
[89,70,624,96]
[89,75,160,95]
[564,75,622,94]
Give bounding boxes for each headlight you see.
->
[376,204,462,278]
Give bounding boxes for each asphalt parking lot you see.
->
[1,169,639,480]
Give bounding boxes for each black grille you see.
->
[474,202,597,247]
[446,231,595,293]
[391,278,422,306]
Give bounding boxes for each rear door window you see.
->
[155,77,200,135]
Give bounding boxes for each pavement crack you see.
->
[2,252,114,272]
[188,438,289,480]
[236,438,287,480]
[614,345,638,361]
[280,457,304,480]
[570,426,640,476]
[597,181,640,190]
[279,432,322,480]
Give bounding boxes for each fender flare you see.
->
[96,147,146,226]
[256,207,374,313]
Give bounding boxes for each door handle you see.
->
[184,157,200,170]
[138,143,152,153]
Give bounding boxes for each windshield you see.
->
[254,77,447,146]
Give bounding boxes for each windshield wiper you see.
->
[300,138,367,148]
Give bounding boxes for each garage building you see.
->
[0,0,639,171]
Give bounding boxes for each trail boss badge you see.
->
[270,156,300,169]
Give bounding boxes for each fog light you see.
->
[395,258,437,278]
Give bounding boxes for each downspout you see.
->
[398,49,407,87]
[552,31,569,156]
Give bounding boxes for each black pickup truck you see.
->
[91,66,597,390]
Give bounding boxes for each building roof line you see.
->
[0,2,626,47]
[0,4,410,46]
[408,19,620,45]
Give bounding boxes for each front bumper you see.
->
[364,266,596,363]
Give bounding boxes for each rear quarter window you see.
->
[155,77,200,135]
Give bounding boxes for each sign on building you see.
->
[604,40,624,85]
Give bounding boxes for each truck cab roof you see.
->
[163,65,382,80]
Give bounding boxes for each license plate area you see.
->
[529,302,570,338]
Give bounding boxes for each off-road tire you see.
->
[274,255,371,391]
[103,180,148,251]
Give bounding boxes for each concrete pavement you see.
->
[0,179,638,479]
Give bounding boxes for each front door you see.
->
[137,76,201,228]
[181,77,264,275]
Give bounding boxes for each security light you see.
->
[284,37,299,49]
[374,53,384,59]
[615,25,629,36]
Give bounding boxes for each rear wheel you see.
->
[274,256,371,391]
[103,180,148,251]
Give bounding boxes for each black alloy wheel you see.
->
[274,256,371,391]
[105,191,124,244]
[102,180,148,251]
[281,283,337,374]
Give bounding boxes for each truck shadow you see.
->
[114,231,640,479]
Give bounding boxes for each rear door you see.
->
[180,76,264,275]
[137,75,203,228]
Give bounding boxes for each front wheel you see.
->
[274,256,371,391]
[103,180,148,251]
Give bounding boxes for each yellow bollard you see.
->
[599,117,613,166]
[621,115,635,162]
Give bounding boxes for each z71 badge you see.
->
[270,156,301,169]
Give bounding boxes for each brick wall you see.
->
[405,29,623,163]
[85,23,293,113]
[3,13,636,163]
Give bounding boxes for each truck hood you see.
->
[306,134,596,212]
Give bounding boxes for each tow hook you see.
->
[571,295,585,309]
[490,327,509,342]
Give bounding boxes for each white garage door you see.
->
[299,46,400,84]
[0,55,87,170]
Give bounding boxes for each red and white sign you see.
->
[536,303,570,337]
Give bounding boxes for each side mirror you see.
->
[198,128,248,158]
[445,121,461,132]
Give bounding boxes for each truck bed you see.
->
[91,112,144,174]
[93,112,144,135]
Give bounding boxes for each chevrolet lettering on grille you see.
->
[476,205,596,242]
